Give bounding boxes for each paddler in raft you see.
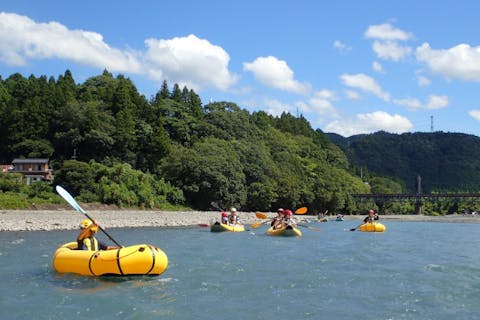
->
[283,209,298,228]
[228,207,242,226]
[271,208,285,229]
[221,211,228,224]
[76,219,120,251]
[363,209,379,223]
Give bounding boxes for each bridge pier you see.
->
[415,201,423,215]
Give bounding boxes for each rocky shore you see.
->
[1,210,479,231]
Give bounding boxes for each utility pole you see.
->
[430,115,434,132]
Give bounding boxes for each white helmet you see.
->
[230,207,237,213]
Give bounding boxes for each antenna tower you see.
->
[430,115,434,132]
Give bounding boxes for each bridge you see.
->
[351,193,480,215]
[352,193,480,202]
[351,175,480,214]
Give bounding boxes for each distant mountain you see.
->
[326,131,480,193]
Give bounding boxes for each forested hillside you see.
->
[0,70,382,212]
[328,131,480,193]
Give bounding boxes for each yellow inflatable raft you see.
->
[266,225,302,237]
[359,222,386,232]
[53,242,168,276]
[210,222,245,232]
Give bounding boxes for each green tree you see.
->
[161,138,247,209]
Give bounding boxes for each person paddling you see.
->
[228,207,241,225]
[271,208,285,229]
[221,211,228,224]
[283,209,298,228]
[76,219,119,251]
[363,209,379,223]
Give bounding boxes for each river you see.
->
[1,221,480,319]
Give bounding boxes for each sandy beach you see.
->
[1,209,480,231]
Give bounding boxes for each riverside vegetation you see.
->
[1,70,479,214]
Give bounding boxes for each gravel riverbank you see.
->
[1,210,479,231]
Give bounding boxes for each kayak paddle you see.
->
[55,185,122,247]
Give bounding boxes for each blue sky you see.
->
[2,0,480,136]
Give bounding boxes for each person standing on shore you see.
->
[76,219,118,251]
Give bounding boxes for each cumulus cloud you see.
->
[372,40,412,61]
[469,110,480,121]
[243,56,311,95]
[416,42,480,81]
[393,94,448,110]
[307,90,338,116]
[345,90,361,100]
[0,12,142,72]
[144,34,237,91]
[393,97,422,110]
[253,88,338,119]
[333,40,352,54]
[0,12,238,92]
[365,23,413,61]
[365,23,412,41]
[426,94,448,109]
[325,111,413,136]
[340,73,390,101]
[262,98,292,116]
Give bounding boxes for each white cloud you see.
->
[314,89,337,101]
[417,75,431,87]
[333,40,351,54]
[469,110,480,121]
[372,40,412,61]
[0,12,142,72]
[307,90,338,116]
[393,97,422,109]
[263,98,292,116]
[144,34,237,91]
[364,23,412,41]
[340,73,390,101]
[325,111,413,136]
[372,61,384,73]
[345,90,361,100]
[0,12,238,92]
[243,56,311,95]
[426,94,448,109]
[393,94,448,110]
[416,42,480,81]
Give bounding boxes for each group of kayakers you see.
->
[73,207,380,252]
[219,207,299,229]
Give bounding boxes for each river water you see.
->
[1,221,480,319]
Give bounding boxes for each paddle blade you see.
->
[295,207,308,214]
[251,221,266,229]
[198,224,210,227]
[56,185,86,214]
[255,212,268,219]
